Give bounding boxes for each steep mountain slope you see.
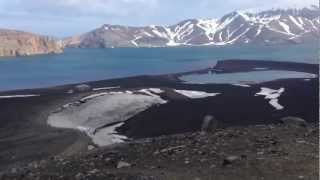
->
[0,29,63,57]
[65,6,320,48]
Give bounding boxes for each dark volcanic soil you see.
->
[1,123,318,180]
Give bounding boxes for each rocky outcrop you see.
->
[0,29,63,57]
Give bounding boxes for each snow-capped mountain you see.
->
[65,6,320,48]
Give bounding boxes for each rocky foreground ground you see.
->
[1,119,318,180]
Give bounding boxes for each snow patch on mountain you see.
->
[289,16,305,30]
[279,21,294,35]
[66,6,320,48]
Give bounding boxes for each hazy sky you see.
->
[0,0,317,37]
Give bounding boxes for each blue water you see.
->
[0,43,318,91]
[180,70,317,85]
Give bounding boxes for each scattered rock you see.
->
[88,169,100,174]
[160,145,186,154]
[89,162,95,167]
[74,84,92,92]
[88,145,95,151]
[152,150,160,156]
[10,168,18,174]
[280,117,307,127]
[117,161,131,169]
[305,128,319,137]
[257,151,264,155]
[75,172,85,180]
[222,156,240,166]
[28,162,39,169]
[105,157,112,163]
[296,140,307,144]
[210,164,217,169]
[2,122,318,179]
[184,158,190,164]
[201,115,218,132]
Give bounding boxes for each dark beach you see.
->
[0,59,318,179]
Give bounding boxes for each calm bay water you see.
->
[0,43,318,91]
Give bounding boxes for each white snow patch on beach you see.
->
[254,67,269,70]
[0,94,40,99]
[138,88,167,104]
[62,103,74,108]
[48,90,167,146]
[93,123,127,146]
[174,90,220,99]
[93,86,120,91]
[232,84,251,87]
[148,88,164,94]
[269,99,283,110]
[80,92,110,101]
[255,87,285,110]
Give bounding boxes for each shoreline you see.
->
[0,59,318,171]
[0,59,318,95]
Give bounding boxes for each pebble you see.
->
[75,172,85,180]
[210,164,216,169]
[201,115,218,132]
[88,145,95,151]
[88,169,100,174]
[280,117,307,127]
[257,151,264,155]
[10,168,18,174]
[117,161,131,169]
[223,156,240,166]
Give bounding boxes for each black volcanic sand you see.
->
[0,94,93,171]
[0,60,318,171]
[118,78,319,138]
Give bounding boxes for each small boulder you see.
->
[88,169,100,174]
[10,168,18,174]
[222,156,240,166]
[117,161,131,169]
[201,115,218,132]
[74,84,92,92]
[280,117,307,127]
[88,145,95,151]
[75,172,85,180]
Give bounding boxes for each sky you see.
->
[0,0,317,37]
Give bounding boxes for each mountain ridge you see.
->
[64,6,320,48]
